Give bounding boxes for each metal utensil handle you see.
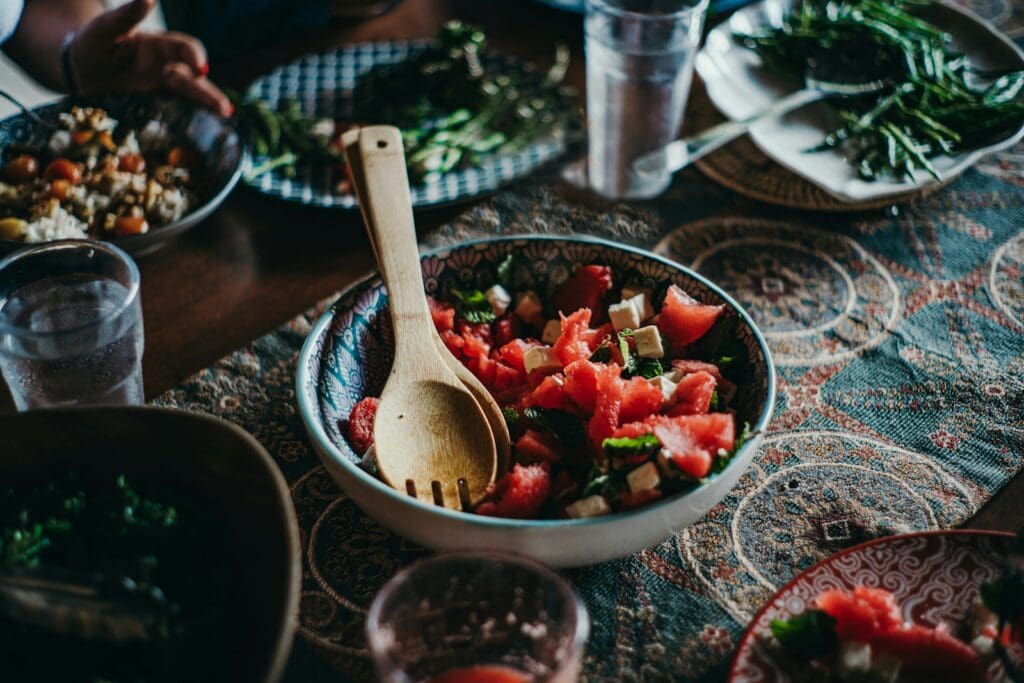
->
[634,88,824,175]
[0,89,58,130]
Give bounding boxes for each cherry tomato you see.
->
[112,215,149,237]
[166,146,196,168]
[3,154,40,183]
[49,179,71,200]
[71,129,95,146]
[118,154,146,174]
[43,158,83,184]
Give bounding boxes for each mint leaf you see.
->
[637,358,663,379]
[581,467,625,499]
[709,390,721,411]
[523,407,586,451]
[618,331,638,377]
[589,342,612,363]
[502,407,520,432]
[711,421,754,475]
[496,254,516,291]
[451,288,496,324]
[770,610,838,660]
[603,434,661,459]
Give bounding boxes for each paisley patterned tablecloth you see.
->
[156,5,1024,680]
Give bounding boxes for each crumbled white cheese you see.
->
[622,289,655,321]
[633,325,664,358]
[970,634,995,656]
[485,284,512,316]
[837,641,872,675]
[541,319,562,345]
[24,206,89,243]
[626,462,661,493]
[514,290,544,325]
[523,346,561,374]
[608,299,641,331]
[650,375,678,405]
[566,495,611,519]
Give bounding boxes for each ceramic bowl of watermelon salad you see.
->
[297,236,775,567]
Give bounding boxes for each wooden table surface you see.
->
[4,0,1020,678]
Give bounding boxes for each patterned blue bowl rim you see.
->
[296,234,778,528]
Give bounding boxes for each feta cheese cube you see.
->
[626,461,661,493]
[523,346,562,374]
[541,319,562,344]
[608,299,641,331]
[514,290,544,325]
[485,284,512,316]
[633,325,664,358]
[837,641,872,675]
[565,495,611,519]
[656,449,678,478]
[970,635,995,656]
[622,289,655,321]
[650,375,678,404]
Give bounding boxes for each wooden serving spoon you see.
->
[341,128,512,476]
[344,125,498,510]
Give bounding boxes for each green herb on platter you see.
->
[737,0,1024,181]
[771,610,839,659]
[602,434,661,459]
[450,287,497,324]
[523,407,587,451]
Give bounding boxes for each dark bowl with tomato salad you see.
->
[0,93,242,256]
[297,236,777,567]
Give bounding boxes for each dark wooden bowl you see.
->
[0,406,300,683]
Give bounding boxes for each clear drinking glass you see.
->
[0,239,144,410]
[366,551,589,683]
[585,0,709,199]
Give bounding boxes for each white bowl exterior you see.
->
[697,0,1024,203]
[307,424,764,567]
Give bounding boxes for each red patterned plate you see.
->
[729,530,1016,682]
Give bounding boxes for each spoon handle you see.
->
[632,88,823,176]
[353,126,434,354]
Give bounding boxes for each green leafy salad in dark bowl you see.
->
[0,407,300,683]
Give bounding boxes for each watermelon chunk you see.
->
[869,625,985,681]
[587,364,624,456]
[552,265,613,321]
[652,413,735,479]
[816,587,904,642]
[494,313,522,347]
[528,374,570,410]
[553,308,593,366]
[496,339,539,374]
[428,296,456,332]
[346,397,379,454]
[619,377,665,424]
[515,429,563,464]
[667,370,717,416]
[670,359,723,381]
[476,462,551,519]
[657,285,725,347]
[579,321,614,352]
[563,359,601,413]
[493,362,525,391]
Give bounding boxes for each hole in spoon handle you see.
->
[431,481,444,507]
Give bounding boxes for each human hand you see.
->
[68,0,232,117]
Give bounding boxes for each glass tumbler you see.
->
[367,551,589,683]
[0,239,144,410]
[585,0,709,199]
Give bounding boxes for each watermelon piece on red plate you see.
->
[552,265,613,321]
[346,397,379,454]
[657,285,725,347]
[587,364,624,456]
[475,462,551,519]
[515,429,563,464]
[619,377,664,424]
[528,374,570,410]
[868,624,985,681]
[563,359,601,413]
[816,587,904,642]
[667,370,717,416]
[652,413,735,479]
[553,308,594,366]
